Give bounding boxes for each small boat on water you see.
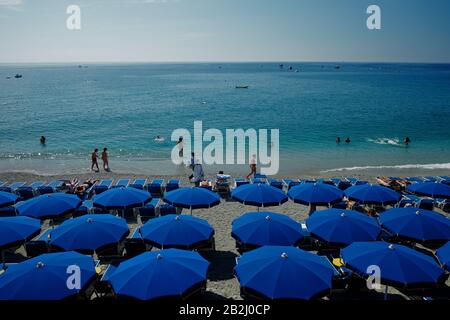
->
[14,74,23,78]
[236,85,249,89]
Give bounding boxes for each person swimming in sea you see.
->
[336,137,341,144]
[40,136,46,145]
[345,137,351,144]
[404,137,411,146]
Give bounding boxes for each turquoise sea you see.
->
[0,62,449,176]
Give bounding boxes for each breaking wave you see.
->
[321,163,450,173]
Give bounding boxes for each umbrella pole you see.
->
[1,251,4,269]
[190,207,192,215]
[384,285,388,300]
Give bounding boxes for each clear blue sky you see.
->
[1,0,450,63]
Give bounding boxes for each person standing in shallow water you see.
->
[102,148,109,171]
[40,136,46,145]
[91,148,99,172]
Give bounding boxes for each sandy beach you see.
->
[2,170,448,300]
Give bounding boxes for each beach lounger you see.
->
[159,203,178,216]
[94,263,118,296]
[37,180,63,195]
[93,179,113,195]
[404,194,434,211]
[234,178,250,188]
[251,178,266,184]
[147,179,164,197]
[345,178,368,186]
[268,178,283,190]
[25,229,52,257]
[16,181,44,200]
[0,206,16,217]
[47,180,64,190]
[8,182,26,191]
[129,179,147,190]
[73,200,93,218]
[124,228,146,258]
[138,198,160,223]
[282,179,301,190]
[0,181,5,188]
[165,179,180,192]
[405,177,424,184]
[424,176,438,183]
[113,179,130,188]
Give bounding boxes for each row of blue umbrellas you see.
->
[235,241,448,300]
[12,186,219,219]
[232,182,404,209]
[0,249,209,300]
[1,241,448,300]
[1,214,215,255]
[232,208,450,249]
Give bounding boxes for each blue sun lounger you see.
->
[405,176,424,183]
[139,198,160,222]
[36,180,63,195]
[147,179,164,197]
[123,227,147,258]
[25,228,52,257]
[268,178,283,190]
[345,177,368,185]
[93,179,113,195]
[165,179,180,192]
[403,194,434,210]
[251,178,267,184]
[129,179,147,190]
[0,181,6,188]
[16,181,45,200]
[282,179,301,190]
[8,182,26,191]
[234,178,250,188]
[113,179,130,188]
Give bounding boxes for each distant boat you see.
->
[14,74,22,79]
[236,85,249,89]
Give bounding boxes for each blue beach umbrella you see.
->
[139,214,214,250]
[0,251,96,300]
[342,242,446,288]
[93,187,151,210]
[344,184,401,206]
[231,212,303,248]
[163,187,220,214]
[108,249,209,300]
[235,246,334,300]
[288,183,344,206]
[48,214,129,253]
[407,182,450,199]
[16,193,82,220]
[232,184,288,209]
[0,216,41,251]
[0,191,18,208]
[436,242,450,271]
[380,208,450,244]
[306,209,381,246]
